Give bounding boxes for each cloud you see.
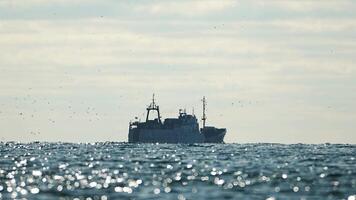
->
[1,18,355,81]
[134,0,236,16]
[0,0,96,7]
[267,18,356,33]
[1,19,355,56]
[254,0,354,12]
[1,18,355,104]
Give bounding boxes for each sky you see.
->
[0,0,355,143]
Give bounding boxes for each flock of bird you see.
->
[1,92,113,137]
[0,91,262,137]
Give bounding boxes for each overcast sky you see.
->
[0,0,355,143]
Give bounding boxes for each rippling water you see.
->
[0,142,355,200]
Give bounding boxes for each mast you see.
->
[202,96,207,128]
[146,93,162,124]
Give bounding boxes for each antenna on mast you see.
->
[202,96,207,128]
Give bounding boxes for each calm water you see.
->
[0,143,355,200]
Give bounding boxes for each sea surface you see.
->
[0,143,355,200]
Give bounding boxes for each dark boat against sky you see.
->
[128,95,226,143]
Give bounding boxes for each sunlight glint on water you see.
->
[0,142,355,199]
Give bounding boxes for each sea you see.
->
[0,142,355,200]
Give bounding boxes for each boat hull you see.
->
[128,126,226,144]
[201,127,226,143]
[129,126,205,144]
